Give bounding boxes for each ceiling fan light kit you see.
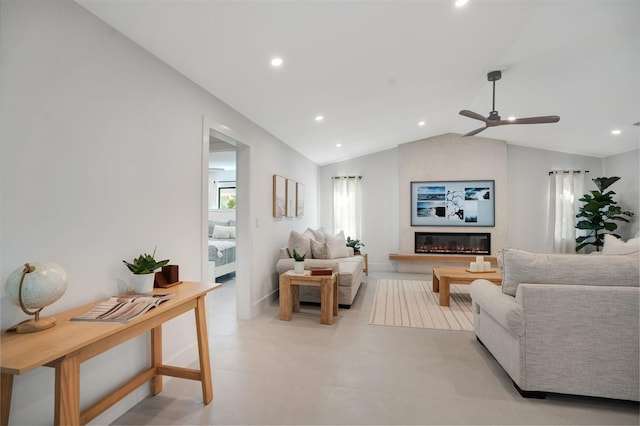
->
[460,70,560,137]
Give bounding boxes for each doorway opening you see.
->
[208,139,237,283]
[202,119,251,319]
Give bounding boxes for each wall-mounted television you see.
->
[411,180,495,227]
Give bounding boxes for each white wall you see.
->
[397,134,508,272]
[319,140,637,267]
[507,145,604,251]
[319,148,399,272]
[604,149,640,239]
[0,1,318,424]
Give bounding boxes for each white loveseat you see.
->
[469,247,639,401]
[275,229,364,307]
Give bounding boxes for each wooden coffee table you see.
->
[432,266,502,306]
[279,270,338,325]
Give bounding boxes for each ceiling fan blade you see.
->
[463,126,487,137]
[507,115,560,125]
[459,110,488,123]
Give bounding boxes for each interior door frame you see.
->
[201,116,252,319]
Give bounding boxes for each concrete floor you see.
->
[112,272,639,425]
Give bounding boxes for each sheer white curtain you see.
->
[546,171,587,253]
[332,176,362,239]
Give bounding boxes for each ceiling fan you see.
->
[459,70,560,137]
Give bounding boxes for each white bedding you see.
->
[208,239,236,257]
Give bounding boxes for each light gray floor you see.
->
[112,272,639,425]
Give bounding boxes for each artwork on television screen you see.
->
[411,180,495,227]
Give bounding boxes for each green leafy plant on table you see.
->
[123,248,170,274]
[291,249,306,261]
[575,176,635,252]
[346,237,365,254]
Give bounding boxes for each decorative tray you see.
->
[465,268,498,273]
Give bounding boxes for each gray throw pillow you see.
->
[310,239,330,259]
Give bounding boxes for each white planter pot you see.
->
[294,261,304,274]
[131,273,155,293]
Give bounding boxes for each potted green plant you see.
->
[292,249,306,274]
[123,248,170,293]
[346,236,365,254]
[575,176,635,252]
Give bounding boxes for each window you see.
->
[218,187,236,209]
[546,170,586,252]
[332,176,362,239]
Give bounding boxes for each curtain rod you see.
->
[332,175,362,179]
[548,170,589,175]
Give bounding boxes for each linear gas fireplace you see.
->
[415,232,490,255]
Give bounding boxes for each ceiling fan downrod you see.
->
[488,70,501,120]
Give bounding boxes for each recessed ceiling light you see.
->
[611,129,621,135]
[336,143,342,148]
[315,115,324,122]
[270,57,283,67]
[418,121,426,127]
[455,0,469,8]
[507,116,516,121]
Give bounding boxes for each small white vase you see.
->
[294,261,304,274]
[131,273,155,293]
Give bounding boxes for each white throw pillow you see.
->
[602,234,640,254]
[212,225,235,239]
[326,231,349,259]
[288,230,311,259]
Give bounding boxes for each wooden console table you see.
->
[0,281,220,425]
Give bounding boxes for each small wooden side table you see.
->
[357,253,368,276]
[279,271,338,325]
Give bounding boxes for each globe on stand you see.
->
[5,262,68,333]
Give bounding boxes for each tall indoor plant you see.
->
[575,176,634,252]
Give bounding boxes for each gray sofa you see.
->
[469,247,639,401]
[276,228,365,307]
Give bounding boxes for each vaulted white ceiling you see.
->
[78,0,639,165]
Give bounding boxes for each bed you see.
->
[207,221,236,282]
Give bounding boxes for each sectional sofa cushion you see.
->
[326,231,349,259]
[288,230,313,259]
[306,227,327,243]
[602,234,640,255]
[290,228,349,260]
[500,247,640,296]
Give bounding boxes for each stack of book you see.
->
[310,268,332,276]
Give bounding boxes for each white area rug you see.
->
[369,279,473,331]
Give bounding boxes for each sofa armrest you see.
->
[278,247,290,260]
[469,279,525,337]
